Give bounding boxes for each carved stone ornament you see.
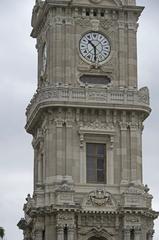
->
[55,181,74,192]
[75,18,91,28]
[91,19,100,31]
[125,216,140,225]
[138,86,150,104]
[100,19,115,31]
[85,189,116,207]
[57,212,75,227]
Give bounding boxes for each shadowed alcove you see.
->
[88,237,107,240]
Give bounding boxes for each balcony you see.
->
[26,85,150,131]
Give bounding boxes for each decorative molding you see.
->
[25,86,151,132]
[55,181,74,192]
[91,19,100,31]
[75,18,91,28]
[89,189,114,206]
[138,87,150,105]
[100,19,116,31]
[83,189,117,210]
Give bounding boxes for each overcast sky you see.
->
[0,0,158,239]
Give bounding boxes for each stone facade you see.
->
[18,0,158,239]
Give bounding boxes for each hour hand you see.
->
[88,40,95,48]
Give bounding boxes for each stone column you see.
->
[79,133,86,184]
[134,228,142,240]
[130,123,138,183]
[49,13,56,84]
[68,225,75,240]
[127,20,138,88]
[56,113,64,175]
[147,230,154,240]
[136,123,143,184]
[118,17,126,87]
[55,9,64,83]
[57,226,64,240]
[107,136,114,185]
[34,229,43,240]
[65,14,73,85]
[66,109,73,176]
[123,228,130,240]
[34,148,38,189]
[37,153,42,185]
[120,122,129,184]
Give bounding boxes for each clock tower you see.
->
[18,0,158,239]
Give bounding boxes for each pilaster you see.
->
[68,225,75,240]
[34,229,43,240]
[120,121,129,184]
[118,15,126,87]
[130,122,138,183]
[107,136,114,185]
[56,109,64,175]
[57,226,64,240]
[123,228,130,240]
[134,228,142,240]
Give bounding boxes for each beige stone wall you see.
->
[34,3,140,89]
[17,1,158,240]
[32,108,144,189]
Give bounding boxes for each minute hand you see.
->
[88,41,97,61]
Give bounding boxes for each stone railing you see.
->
[26,86,150,121]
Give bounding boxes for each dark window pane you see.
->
[97,170,105,183]
[80,74,111,85]
[86,143,106,183]
[97,158,104,170]
[87,156,96,182]
[87,143,95,156]
[97,144,105,155]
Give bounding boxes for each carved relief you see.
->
[55,181,74,192]
[75,18,91,28]
[138,87,150,104]
[90,189,113,206]
[57,212,75,227]
[100,19,116,31]
[83,189,117,210]
[125,215,140,227]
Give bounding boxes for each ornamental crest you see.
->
[83,189,116,209]
[90,189,112,206]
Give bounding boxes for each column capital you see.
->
[68,224,75,231]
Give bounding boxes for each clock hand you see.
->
[88,40,97,62]
[88,40,96,48]
[94,45,97,62]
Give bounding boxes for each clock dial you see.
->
[79,32,111,64]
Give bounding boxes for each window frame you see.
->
[86,143,107,184]
[79,130,115,185]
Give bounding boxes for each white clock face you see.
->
[79,32,111,64]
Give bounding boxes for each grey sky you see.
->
[0,0,158,239]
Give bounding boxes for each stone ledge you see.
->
[25,86,150,132]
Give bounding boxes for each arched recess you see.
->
[81,228,114,240]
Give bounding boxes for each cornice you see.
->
[31,1,144,38]
[25,86,151,133]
